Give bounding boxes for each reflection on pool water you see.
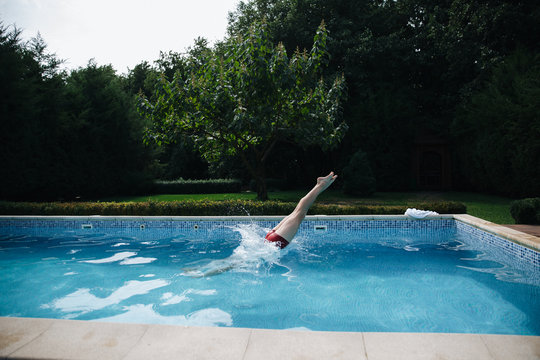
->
[0,220,539,335]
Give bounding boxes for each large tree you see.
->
[227,0,540,194]
[141,21,347,199]
[0,23,153,200]
[451,48,540,197]
[62,61,151,197]
[0,25,68,200]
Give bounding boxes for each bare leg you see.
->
[271,172,337,242]
[184,173,337,277]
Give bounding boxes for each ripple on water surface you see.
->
[0,223,539,334]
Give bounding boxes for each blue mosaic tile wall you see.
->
[456,221,540,268]
[0,218,455,247]
[1,217,537,267]
[0,218,454,233]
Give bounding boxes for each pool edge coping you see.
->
[453,214,540,252]
[1,316,539,360]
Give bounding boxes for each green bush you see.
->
[342,150,376,196]
[510,198,540,224]
[0,200,466,216]
[150,178,242,194]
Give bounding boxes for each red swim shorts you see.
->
[265,230,289,249]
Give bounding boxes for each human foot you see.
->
[316,172,337,191]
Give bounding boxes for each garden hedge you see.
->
[150,178,242,194]
[0,200,466,216]
[510,198,540,224]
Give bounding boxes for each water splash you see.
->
[182,224,282,277]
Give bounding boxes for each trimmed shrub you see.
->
[510,198,540,224]
[0,200,466,216]
[150,178,242,194]
[342,150,376,196]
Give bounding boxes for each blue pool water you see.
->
[0,219,539,334]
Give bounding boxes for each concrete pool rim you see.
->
[1,317,540,360]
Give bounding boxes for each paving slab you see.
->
[244,328,367,360]
[363,332,494,360]
[505,225,540,238]
[0,317,53,357]
[481,334,540,360]
[7,319,148,360]
[124,325,251,360]
[2,318,540,360]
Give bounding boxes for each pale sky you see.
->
[0,0,241,73]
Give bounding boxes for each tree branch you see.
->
[261,136,278,163]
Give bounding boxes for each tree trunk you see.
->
[238,148,269,201]
[256,178,268,201]
[255,167,268,201]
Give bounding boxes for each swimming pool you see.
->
[0,215,539,335]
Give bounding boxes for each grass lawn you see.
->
[102,190,516,225]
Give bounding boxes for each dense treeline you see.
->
[225,0,540,196]
[1,0,539,201]
[0,25,153,200]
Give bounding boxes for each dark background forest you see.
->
[1,0,539,201]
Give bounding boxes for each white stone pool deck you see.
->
[1,214,539,359]
[1,317,540,360]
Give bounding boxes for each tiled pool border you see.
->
[1,214,538,264]
[0,215,457,233]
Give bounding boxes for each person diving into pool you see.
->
[264,171,338,249]
[183,172,338,277]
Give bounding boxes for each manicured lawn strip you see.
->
[100,191,515,224]
[440,192,515,225]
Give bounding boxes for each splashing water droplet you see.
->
[182,224,282,277]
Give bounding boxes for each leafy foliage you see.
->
[452,48,540,197]
[227,0,540,195]
[0,24,152,200]
[342,150,376,196]
[151,178,242,194]
[61,62,152,197]
[3,0,540,200]
[141,21,347,200]
[510,198,540,225]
